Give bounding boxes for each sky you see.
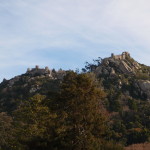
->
[1,0,150,81]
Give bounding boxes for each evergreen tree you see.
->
[0,112,15,150]
[14,94,57,150]
[56,72,108,150]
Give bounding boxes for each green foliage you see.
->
[55,72,108,149]
[83,57,102,72]
[135,72,150,80]
[106,89,122,112]
[0,112,15,150]
[2,54,150,149]
[127,128,150,145]
[3,72,123,150]
[13,94,57,150]
[128,98,137,111]
[101,141,124,150]
[0,76,61,113]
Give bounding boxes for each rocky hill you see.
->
[0,66,66,112]
[0,52,150,148]
[1,51,150,112]
[84,52,150,145]
[91,52,150,101]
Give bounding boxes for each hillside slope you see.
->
[0,52,150,148]
[0,67,65,112]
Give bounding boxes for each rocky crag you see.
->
[0,66,66,112]
[1,52,150,146]
[1,52,150,113]
[92,52,150,101]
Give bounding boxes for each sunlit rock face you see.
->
[95,52,140,77]
[136,80,150,100]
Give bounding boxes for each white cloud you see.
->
[0,0,150,81]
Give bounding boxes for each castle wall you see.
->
[114,55,123,60]
[111,52,130,60]
[26,66,52,77]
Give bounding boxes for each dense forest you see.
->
[0,52,150,150]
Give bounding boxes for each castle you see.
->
[26,65,52,77]
[111,52,130,60]
[26,65,66,80]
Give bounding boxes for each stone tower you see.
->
[27,68,31,72]
[111,53,114,58]
[35,65,39,70]
[122,52,126,59]
[122,52,130,59]
[45,66,49,71]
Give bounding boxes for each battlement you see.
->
[26,66,66,79]
[26,65,52,77]
[111,52,130,60]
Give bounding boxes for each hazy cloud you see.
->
[0,0,150,81]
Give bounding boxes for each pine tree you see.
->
[56,72,107,150]
[14,94,57,150]
[0,112,15,150]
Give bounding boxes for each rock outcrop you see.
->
[136,80,150,100]
[95,52,140,77]
[92,52,150,101]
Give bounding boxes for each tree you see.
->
[56,72,108,150]
[14,94,57,150]
[0,112,15,150]
[11,72,123,150]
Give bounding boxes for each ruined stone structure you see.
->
[96,51,136,77]
[45,66,49,71]
[35,65,39,69]
[56,69,66,80]
[26,65,52,77]
[27,68,31,72]
[101,52,130,65]
[25,66,66,79]
[111,52,130,60]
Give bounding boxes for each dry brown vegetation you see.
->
[125,143,150,150]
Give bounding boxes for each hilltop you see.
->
[0,52,150,149]
[85,52,150,101]
[0,66,66,112]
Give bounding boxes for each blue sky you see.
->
[0,0,150,81]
